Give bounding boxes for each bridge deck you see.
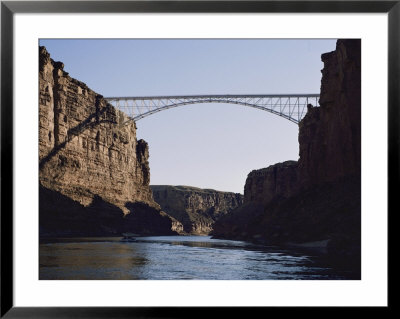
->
[105,94,320,125]
[106,94,320,100]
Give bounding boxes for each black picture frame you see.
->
[1,0,396,317]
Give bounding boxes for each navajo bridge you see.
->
[105,94,320,126]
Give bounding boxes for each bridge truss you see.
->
[104,94,320,125]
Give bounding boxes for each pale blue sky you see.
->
[39,39,337,194]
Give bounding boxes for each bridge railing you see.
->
[105,94,320,125]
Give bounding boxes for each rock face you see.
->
[151,185,243,235]
[244,161,298,205]
[212,40,361,265]
[298,39,361,188]
[39,46,179,236]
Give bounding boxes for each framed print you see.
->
[1,0,396,317]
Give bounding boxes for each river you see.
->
[39,236,359,280]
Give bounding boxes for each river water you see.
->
[39,236,359,280]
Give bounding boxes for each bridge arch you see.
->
[105,94,320,126]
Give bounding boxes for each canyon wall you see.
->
[298,39,361,188]
[151,185,243,235]
[212,40,361,260]
[244,161,298,205]
[39,46,179,236]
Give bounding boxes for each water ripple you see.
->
[39,235,359,280]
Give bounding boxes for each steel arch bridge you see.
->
[105,94,320,126]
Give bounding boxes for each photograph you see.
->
[1,0,394,315]
[38,38,361,280]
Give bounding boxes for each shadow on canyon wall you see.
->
[39,185,178,237]
[39,96,115,170]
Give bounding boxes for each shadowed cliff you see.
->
[212,40,361,271]
[39,185,179,237]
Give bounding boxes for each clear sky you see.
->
[39,39,337,194]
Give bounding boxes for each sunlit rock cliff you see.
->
[39,46,181,236]
[151,185,243,235]
[212,39,361,266]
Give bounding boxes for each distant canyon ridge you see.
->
[39,39,361,263]
[151,185,243,235]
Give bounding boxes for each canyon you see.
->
[39,39,361,267]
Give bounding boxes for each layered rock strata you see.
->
[212,40,361,265]
[151,185,243,235]
[244,161,299,205]
[39,46,180,236]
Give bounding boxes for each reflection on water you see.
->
[40,241,147,280]
[39,236,359,280]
